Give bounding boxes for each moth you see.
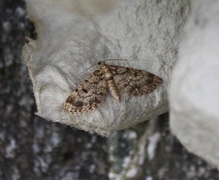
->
[64,61,163,114]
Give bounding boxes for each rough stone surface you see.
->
[170,0,219,167]
[23,0,190,136]
[108,115,219,180]
[2,0,219,179]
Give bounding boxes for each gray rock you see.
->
[170,0,219,167]
[23,0,189,136]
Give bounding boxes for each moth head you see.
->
[98,61,106,67]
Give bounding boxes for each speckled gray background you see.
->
[0,1,219,179]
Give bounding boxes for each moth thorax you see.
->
[105,72,111,78]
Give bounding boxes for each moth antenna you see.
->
[75,59,128,78]
[75,61,98,78]
[101,58,128,62]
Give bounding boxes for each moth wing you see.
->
[109,65,163,96]
[64,70,107,114]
